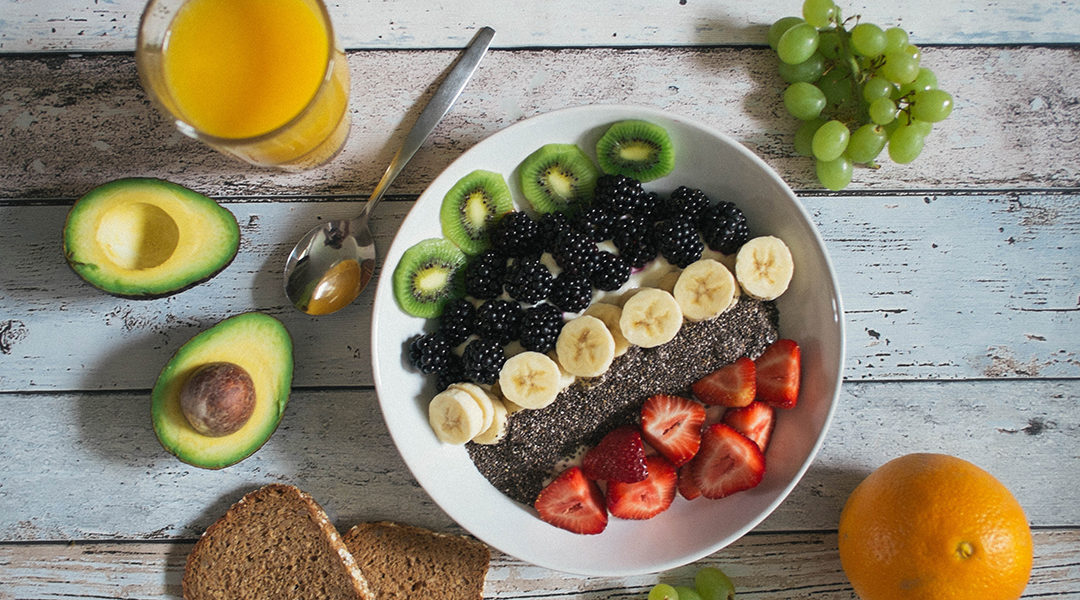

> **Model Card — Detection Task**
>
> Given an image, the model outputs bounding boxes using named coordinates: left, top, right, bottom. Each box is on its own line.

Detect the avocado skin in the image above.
left=62, top=178, right=240, bottom=299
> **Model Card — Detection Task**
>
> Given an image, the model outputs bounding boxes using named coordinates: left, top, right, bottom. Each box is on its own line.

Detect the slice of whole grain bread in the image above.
left=342, top=521, right=490, bottom=600
left=182, top=484, right=374, bottom=600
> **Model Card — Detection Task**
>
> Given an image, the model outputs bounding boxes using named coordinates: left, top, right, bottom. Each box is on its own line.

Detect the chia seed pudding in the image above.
left=466, top=296, right=780, bottom=505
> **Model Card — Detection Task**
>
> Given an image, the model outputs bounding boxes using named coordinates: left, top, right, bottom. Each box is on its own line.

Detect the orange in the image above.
left=838, top=453, right=1032, bottom=600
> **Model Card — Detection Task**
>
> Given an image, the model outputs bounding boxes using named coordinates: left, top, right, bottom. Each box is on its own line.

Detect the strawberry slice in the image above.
left=582, top=426, right=648, bottom=482
left=755, top=338, right=801, bottom=408
left=640, top=394, right=706, bottom=467
left=692, top=356, right=756, bottom=407
left=677, top=464, right=703, bottom=500
left=534, top=466, right=608, bottom=535
left=685, top=423, right=765, bottom=499
left=607, top=455, right=677, bottom=519
left=722, top=401, right=775, bottom=452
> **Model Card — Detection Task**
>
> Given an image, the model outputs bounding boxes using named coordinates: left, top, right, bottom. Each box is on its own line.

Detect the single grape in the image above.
left=893, top=111, right=934, bottom=135
left=817, top=29, right=842, bottom=59
left=850, top=22, right=886, bottom=57
left=802, top=0, right=836, bottom=29
left=911, top=89, right=954, bottom=122
left=695, top=567, right=736, bottom=600
left=879, top=51, right=919, bottom=84
left=817, top=68, right=853, bottom=106
left=768, top=16, right=805, bottom=50
left=846, top=123, right=888, bottom=163
left=816, top=155, right=854, bottom=190
left=675, top=586, right=704, bottom=600
left=903, top=43, right=922, bottom=63
left=784, top=82, right=827, bottom=120
left=794, top=118, right=826, bottom=156
left=812, top=119, right=850, bottom=161
left=649, top=583, right=680, bottom=600
left=898, top=67, right=938, bottom=96
left=888, top=124, right=926, bottom=164
left=883, top=26, right=909, bottom=53
left=777, top=23, right=821, bottom=64
left=861, top=76, right=895, bottom=102
left=778, top=52, right=826, bottom=83
left=868, top=96, right=898, bottom=124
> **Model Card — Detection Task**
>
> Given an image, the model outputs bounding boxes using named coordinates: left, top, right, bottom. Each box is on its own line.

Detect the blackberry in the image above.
left=461, top=338, right=506, bottom=385
left=438, top=298, right=476, bottom=346
left=548, top=272, right=592, bottom=313
left=551, top=228, right=599, bottom=277
left=660, top=186, right=711, bottom=220
left=537, top=212, right=573, bottom=252
left=464, top=250, right=506, bottom=300
left=655, top=215, right=704, bottom=268
left=589, top=250, right=632, bottom=291
left=435, top=353, right=466, bottom=391
left=519, top=302, right=565, bottom=354
left=473, top=299, right=523, bottom=345
left=573, top=205, right=619, bottom=242
left=593, top=174, right=648, bottom=216
left=697, top=200, right=750, bottom=254
left=503, top=257, right=553, bottom=304
left=407, top=332, right=451, bottom=375
left=489, top=211, right=543, bottom=258
left=612, top=214, right=658, bottom=268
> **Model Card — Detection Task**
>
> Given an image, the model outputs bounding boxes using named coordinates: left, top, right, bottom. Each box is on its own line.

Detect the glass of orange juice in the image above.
left=136, top=0, right=351, bottom=171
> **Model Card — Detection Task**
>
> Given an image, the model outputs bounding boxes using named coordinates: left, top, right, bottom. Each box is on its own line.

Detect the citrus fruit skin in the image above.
left=838, top=453, right=1032, bottom=600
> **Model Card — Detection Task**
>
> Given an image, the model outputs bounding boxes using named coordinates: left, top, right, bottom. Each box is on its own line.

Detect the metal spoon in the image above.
left=284, top=26, right=495, bottom=315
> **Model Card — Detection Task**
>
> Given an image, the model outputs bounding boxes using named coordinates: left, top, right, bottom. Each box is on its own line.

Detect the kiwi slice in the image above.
left=392, top=238, right=467, bottom=318
left=518, top=143, right=599, bottom=216
left=595, top=120, right=675, bottom=182
left=440, top=170, right=514, bottom=255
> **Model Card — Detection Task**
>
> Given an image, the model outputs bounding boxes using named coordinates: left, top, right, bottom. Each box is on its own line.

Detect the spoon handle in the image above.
left=359, top=26, right=495, bottom=224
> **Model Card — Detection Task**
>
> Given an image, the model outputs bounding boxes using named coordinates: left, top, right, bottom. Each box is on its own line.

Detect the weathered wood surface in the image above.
left=2, top=46, right=1079, bottom=199
left=2, top=0, right=1079, bottom=53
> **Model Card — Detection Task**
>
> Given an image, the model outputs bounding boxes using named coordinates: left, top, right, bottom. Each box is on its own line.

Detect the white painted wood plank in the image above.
left=1, top=193, right=1076, bottom=391
left=0, top=380, right=1075, bottom=541
left=1, top=47, right=1078, bottom=199
left=1, top=0, right=1078, bottom=53
left=2, top=529, right=1078, bottom=598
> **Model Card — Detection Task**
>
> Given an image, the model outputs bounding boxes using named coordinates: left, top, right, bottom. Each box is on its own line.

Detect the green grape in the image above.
left=893, top=111, right=934, bottom=135
left=816, top=68, right=852, bottom=107
left=675, top=586, right=704, bottom=600
left=903, top=44, right=922, bottom=63
left=777, top=23, right=821, bottom=65
left=850, top=23, right=886, bottom=57
left=862, top=76, right=895, bottom=102
left=649, top=583, right=680, bottom=600
left=812, top=119, right=850, bottom=161
left=879, top=51, right=919, bottom=84
left=778, top=52, right=826, bottom=83
left=883, top=26, right=909, bottom=53
left=888, top=124, right=926, bottom=164
left=794, top=118, right=826, bottom=156
left=868, top=96, right=897, bottom=124
left=694, top=567, right=736, bottom=600
left=898, top=67, right=938, bottom=96
left=802, top=0, right=836, bottom=29
left=784, top=82, right=827, bottom=120
left=768, top=16, right=805, bottom=50
left=911, top=89, right=954, bottom=122
left=816, top=155, right=854, bottom=190
left=817, top=29, right=843, bottom=59
left=846, top=123, right=888, bottom=163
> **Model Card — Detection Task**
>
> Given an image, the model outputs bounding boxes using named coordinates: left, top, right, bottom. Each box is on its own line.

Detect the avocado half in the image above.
left=152, top=312, right=293, bottom=469
left=63, top=178, right=240, bottom=298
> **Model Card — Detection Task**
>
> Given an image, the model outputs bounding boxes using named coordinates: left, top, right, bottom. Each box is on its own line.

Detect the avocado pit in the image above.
left=180, top=362, right=256, bottom=437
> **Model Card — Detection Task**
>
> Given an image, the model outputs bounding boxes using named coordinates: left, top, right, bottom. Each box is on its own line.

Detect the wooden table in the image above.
left=1, top=1, right=1077, bottom=597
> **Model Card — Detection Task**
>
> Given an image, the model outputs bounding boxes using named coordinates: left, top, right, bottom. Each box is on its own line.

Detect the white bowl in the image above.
left=370, top=104, right=844, bottom=576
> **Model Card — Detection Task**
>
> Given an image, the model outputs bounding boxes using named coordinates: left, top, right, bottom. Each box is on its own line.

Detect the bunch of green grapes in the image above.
left=769, top=0, right=954, bottom=190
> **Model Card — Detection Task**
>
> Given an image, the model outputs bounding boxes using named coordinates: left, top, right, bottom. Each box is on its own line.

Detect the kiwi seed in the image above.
left=595, top=120, right=675, bottom=182
left=440, top=170, right=514, bottom=255
left=518, top=143, right=599, bottom=216
left=392, top=238, right=467, bottom=318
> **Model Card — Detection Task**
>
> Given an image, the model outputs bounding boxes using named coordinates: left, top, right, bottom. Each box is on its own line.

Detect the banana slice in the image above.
left=583, top=302, right=631, bottom=357
left=428, top=387, right=486, bottom=445
left=673, top=258, right=737, bottom=322
left=735, top=235, right=794, bottom=301
left=619, top=287, right=683, bottom=348
left=471, top=395, right=509, bottom=445
left=498, top=351, right=562, bottom=410
left=555, top=315, right=616, bottom=378
left=546, top=351, right=577, bottom=390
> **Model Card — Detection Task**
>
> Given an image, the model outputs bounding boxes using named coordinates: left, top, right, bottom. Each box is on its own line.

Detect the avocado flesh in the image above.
left=152, top=312, right=293, bottom=469
left=63, top=178, right=239, bottom=298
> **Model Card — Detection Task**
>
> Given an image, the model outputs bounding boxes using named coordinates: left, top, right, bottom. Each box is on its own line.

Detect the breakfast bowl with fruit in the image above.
left=370, top=104, right=844, bottom=575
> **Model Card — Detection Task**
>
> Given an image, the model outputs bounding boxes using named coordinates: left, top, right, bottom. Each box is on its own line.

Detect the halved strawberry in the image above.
left=640, top=394, right=706, bottom=467
left=685, top=423, right=765, bottom=499
left=582, top=426, right=648, bottom=482
left=607, top=455, right=677, bottom=519
left=692, top=356, right=756, bottom=407
left=755, top=338, right=801, bottom=408
left=534, top=466, right=608, bottom=535
left=722, top=401, right=775, bottom=452
left=677, top=464, right=703, bottom=500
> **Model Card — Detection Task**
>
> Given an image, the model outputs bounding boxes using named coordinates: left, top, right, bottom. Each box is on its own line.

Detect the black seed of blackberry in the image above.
left=503, top=257, right=553, bottom=304
left=548, top=272, right=592, bottom=313
left=473, top=299, right=523, bottom=345
left=464, top=250, right=507, bottom=300
left=661, top=186, right=711, bottom=220
left=697, top=200, right=751, bottom=254
left=573, top=205, right=619, bottom=242
left=489, top=211, right=543, bottom=258
left=612, top=214, right=658, bottom=268
left=407, top=332, right=451, bottom=375
left=589, top=250, right=632, bottom=292
left=461, top=338, right=506, bottom=385
left=538, top=212, right=573, bottom=252
left=438, top=298, right=476, bottom=346
left=594, top=174, right=647, bottom=216
left=519, top=302, right=565, bottom=354
left=551, top=228, right=599, bottom=277
left=655, top=215, right=704, bottom=268
left=435, top=354, right=466, bottom=391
